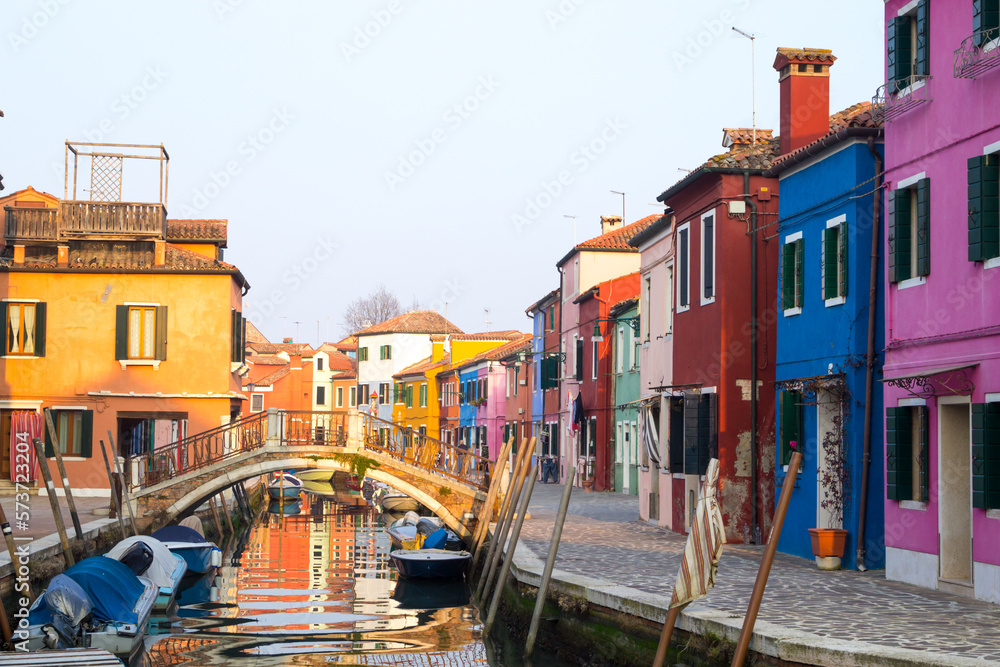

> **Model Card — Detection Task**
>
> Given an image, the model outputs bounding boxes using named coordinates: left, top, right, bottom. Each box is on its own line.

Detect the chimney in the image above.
left=600, top=215, right=622, bottom=235
left=773, top=48, right=836, bottom=155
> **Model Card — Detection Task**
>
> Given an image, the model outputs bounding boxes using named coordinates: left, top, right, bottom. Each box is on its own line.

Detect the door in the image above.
left=0, top=410, right=12, bottom=480
left=616, top=422, right=624, bottom=492
left=939, top=401, right=972, bottom=585
left=630, top=421, right=639, bottom=496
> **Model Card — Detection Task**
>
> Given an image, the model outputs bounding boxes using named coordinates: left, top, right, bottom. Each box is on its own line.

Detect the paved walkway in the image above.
left=513, top=483, right=1000, bottom=665
left=0, top=494, right=112, bottom=541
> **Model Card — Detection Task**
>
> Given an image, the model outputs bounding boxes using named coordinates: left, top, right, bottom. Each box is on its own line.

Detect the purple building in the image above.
left=880, top=0, right=1000, bottom=603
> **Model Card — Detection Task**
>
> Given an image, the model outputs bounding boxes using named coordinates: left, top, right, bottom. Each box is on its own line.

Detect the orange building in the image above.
left=0, top=155, right=249, bottom=495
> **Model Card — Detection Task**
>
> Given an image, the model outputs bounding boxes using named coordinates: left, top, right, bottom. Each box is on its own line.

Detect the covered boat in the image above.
left=386, top=512, right=422, bottom=550
left=150, top=524, right=222, bottom=575
left=26, top=557, right=157, bottom=658
left=267, top=472, right=303, bottom=500
left=415, top=517, right=463, bottom=551
left=389, top=549, right=471, bottom=580
left=380, top=492, right=420, bottom=513
left=104, top=535, right=187, bottom=610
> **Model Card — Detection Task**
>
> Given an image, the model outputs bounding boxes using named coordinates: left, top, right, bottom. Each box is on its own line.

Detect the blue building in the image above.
left=525, top=289, right=559, bottom=451
left=766, top=101, right=885, bottom=570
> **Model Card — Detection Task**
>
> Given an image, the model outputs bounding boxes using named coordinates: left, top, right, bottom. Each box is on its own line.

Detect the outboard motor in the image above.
left=118, top=540, right=155, bottom=577
left=32, top=574, right=92, bottom=649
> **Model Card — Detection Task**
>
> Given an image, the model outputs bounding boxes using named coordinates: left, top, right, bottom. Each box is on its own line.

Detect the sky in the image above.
left=2, top=0, right=885, bottom=345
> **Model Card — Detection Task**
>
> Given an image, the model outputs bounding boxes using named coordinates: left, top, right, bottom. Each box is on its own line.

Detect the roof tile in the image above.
left=355, top=310, right=462, bottom=336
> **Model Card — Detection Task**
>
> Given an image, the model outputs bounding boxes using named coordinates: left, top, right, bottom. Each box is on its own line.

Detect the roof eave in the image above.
left=762, top=127, right=884, bottom=178
left=657, top=166, right=766, bottom=204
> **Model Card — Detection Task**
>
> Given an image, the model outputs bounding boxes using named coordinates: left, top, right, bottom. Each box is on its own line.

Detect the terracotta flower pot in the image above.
left=809, top=528, right=848, bottom=570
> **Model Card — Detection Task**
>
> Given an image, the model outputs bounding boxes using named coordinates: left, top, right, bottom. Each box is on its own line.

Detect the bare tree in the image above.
left=341, top=284, right=402, bottom=335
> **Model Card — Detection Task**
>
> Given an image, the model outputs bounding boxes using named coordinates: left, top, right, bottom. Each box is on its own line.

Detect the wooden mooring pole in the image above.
left=473, top=437, right=528, bottom=579
left=484, top=460, right=538, bottom=634
left=42, top=409, right=86, bottom=552
left=219, top=491, right=235, bottom=534
left=107, top=430, right=138, bottom=536
left=523, top=467, right=576, bottom=660
left=208, top=496, right=225, bottom=538
left=731, top=450, right=803, bottom=667
left=99, top=439, right=129, bottom=538
left=470, top=436, right=514, bottom=561
left=479, top=437, right=535, bottom=601
left=0, top=500, right=33, bottom=602
left=31, top=438, right=74, bottom=569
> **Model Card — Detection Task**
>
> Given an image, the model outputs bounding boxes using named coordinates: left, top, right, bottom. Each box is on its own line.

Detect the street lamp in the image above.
left=591, top=317, right=640, bottom=342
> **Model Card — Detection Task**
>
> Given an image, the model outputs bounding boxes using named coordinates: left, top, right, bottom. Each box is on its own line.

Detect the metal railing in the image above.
left=955, top=27, right=1000, bottom=79
left=279, top=411, right=348, bottom=447
left=872, top=74, right=932, bottom=122
left=361, top=412, right=493, bottom=490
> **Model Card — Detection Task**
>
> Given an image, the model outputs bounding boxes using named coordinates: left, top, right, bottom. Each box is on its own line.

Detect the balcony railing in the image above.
left=872, top=75, right=932, bottom=122
left=955, top=27, right=1000, bottom=79
left=4, top=201, right=167, bottom=244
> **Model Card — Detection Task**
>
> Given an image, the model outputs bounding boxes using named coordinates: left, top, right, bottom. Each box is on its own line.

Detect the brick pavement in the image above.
left=0, top=494, right=111, bottom=540
left=516, top=483, right=1000, bottom=664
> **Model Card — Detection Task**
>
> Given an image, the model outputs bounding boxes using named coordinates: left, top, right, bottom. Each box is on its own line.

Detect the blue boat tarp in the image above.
left=151, top=525, right=208, bottom=545
left=422, top=529, right=448, bottom=550
left=64, top=557, right=145, bottom=624
left=28, top=573, right=92, bottom=626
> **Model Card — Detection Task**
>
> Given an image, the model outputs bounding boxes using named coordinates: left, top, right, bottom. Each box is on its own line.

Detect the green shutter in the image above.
left=43, top=411, right=55, bottom=458
left=839, top=222, right=848, bottom=298
left=154, top=306, right=168, bottom=361
left=683, top=393, right=700, bottom=475
left=34, top=302, right=46, bottom=357
left=794, top=239, right=804, bottom=308
left=916, top=179, right=931, bottom=276
left=886, top=406, right=914, bottom=501
left=81, top=410, right=93, bottom=458
left=114, top=305, right=128, bottom=360
left=823, top=227, right=839, bottom=300
left=780, top=390, right=801, bottom=466
left=781, top=242, right=796, bottom=310
left=0, top=304, right=8, bottom=355
left=915, top=0, right=928, bottom=76
left=230, top=310, right=239, bottom=362
left=241, top=316, right=247, bottom=363
left=700, top=393, right=717, bottom=474
left=969, top=155, right=1000, bottom=262
left=974, top=0, right=1000, bottom=46
left=890, top=189, right=912, bottom=282
left=972, top=403, right=1000, bottom=509
left=888, top=16, right=912, bottom=92
left=916, top=406, right=928, bottom=502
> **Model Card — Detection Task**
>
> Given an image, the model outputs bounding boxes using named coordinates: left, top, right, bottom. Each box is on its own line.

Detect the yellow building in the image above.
left=0, top=144, right=250, bottom=495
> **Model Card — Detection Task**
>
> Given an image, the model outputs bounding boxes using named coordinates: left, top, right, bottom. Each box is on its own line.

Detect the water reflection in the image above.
left=141, top=491, right=486, bottom=666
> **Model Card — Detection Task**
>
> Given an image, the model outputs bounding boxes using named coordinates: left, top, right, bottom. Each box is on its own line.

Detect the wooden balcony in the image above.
left=4, top=201, right=167, bottom=244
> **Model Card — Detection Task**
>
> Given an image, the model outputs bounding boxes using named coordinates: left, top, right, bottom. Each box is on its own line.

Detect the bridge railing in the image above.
left=279, top=411, right=348, bottom=447
left=360, top=412, right=493, bottom=490
left=128, top=411, right=269, bottom=490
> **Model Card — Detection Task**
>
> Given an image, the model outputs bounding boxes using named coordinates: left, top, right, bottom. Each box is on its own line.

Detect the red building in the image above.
left=655, top=131, right=780, bottom=543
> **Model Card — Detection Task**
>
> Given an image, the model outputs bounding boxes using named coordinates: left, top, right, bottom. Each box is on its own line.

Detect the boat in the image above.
left=391, top=577, right=471, bottom=610
left=150, top=524, right=222, bottom=575
left=267, top=472, right=303, bottom=500
left=380, top=493, right=420, bottom=513
left=386, top=511, right=422, bottom=550
left=25, top=557, right=157, bottom=658
left=415, top=517, right=463, bottom=551
left=104, top=535, right=188, bottom=610
left=268, top=499, right=301, bottom=515
left=389, top=549, right=471, bottom=580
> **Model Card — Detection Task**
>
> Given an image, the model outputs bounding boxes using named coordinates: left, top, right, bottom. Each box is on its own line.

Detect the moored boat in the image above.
left=104, top=535, right=187, bottom=610
left=386, top=511, right=422, bottom=550
left=150, top=524, right=222, bottom=575
left=267, top=472, right=303, bottom=500
left=26, top=557, right=157, bottom=659
left=380, top=493, right=420, bottom=513
left=389, top=549, right=471, bottom=580
left=415, top=517, right=463, bottom=551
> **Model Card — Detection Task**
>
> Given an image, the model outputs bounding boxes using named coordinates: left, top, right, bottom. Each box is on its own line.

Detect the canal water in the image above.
left=137, top=491, right=557, bottom=667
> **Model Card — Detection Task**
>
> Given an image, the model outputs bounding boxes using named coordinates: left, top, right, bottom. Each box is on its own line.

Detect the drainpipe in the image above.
left=745, top=170, right=759, bottom=544
left=857, top=136, right=882, bottom=572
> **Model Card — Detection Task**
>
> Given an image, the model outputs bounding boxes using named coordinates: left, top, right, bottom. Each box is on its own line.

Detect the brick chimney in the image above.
left=600, top=215, right=621, bottom=235
left=773, top=48, right=836, bottom=155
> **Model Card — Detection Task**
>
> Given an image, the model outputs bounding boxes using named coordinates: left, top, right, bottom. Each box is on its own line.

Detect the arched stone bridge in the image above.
left=127, top=409, right=494, bottom=538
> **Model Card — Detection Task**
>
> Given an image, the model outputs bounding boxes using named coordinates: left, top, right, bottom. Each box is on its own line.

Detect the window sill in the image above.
left=900, top=500, right=928, bottom=511
left=986, top=509, right=1000, bottom=520
left=824, top=296, right=846, bottom=308
left=783, top=307, right=802, bottom=318
left=896, top=275, right=926, bottom=290
left=2, top=356, right=40, bottom=359
left=700, top=296, right=716, bottom=307
left=120, top=360, right=161, bottom=370
left=984, top=256, right=1000, bottom=270
left=51, top=456, right=86, bottom=462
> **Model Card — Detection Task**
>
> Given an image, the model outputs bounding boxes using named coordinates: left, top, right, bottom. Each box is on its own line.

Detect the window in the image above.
left=419, top=383, right=428, bottom=408
left=44, top=409, right=93, bottom=458
left=357, top=384, right=369, bottom=406
left=549, top=306, right=555, bottom=331
left=394, top=382, right=405, bottom=404
left=665, top=262, right=674, bottom=334
left=969, top=153, right=1000, bottom=262
left=823, top=216, right=848, bottom=303
left=616, top=327, right=624, bottom=373
left=350, top=386, right=357, bottom=406
left=541, top=356, right=558, bottom=390
left=886, top=405, right=929, bottom=502
left=573, top=259, right=580, bottom=297
left=3, top=301, right=46, bottom=357
left=701, top=212, right=715, bottom=304
left=378, top=383, right=390, bottom=404
left=115, top=305, right=167, bottom=361
left=889, top=178, right=930, bottom=284
left=779, top=390, right=802, bottom=467
left=336, top=387, right=344, bottom=408
left=230, top=309, right=245, bottom=363
left=677, top=223, right=690, bottom=311
left=668, top=396, right=685, bottom=473
left=561, top=338, right=567, bottom=378
left=380, top=344, right=392, bottom=360
left=633, top=336, right=640, bottom=370
left=974, top=0, right=1000, bottom=46
left=642, top=276, right=651, bottom=341
left=781, top=234, right=804, bottom=314
left=575, top=337, right=583, bottom=381
left=358, top=347, right=369, bottom=361
left=887, top=0, right=928, bottom=92
left=683, top=392, right=716, bottom=475
left=251, top=393, right=264, bottom=412
left=316, top=386, right=326, bottom=406
left=592, top=339, right=599, bottom=380
left=405, top=384, right=413, bottom=408
left=972, top=402, right=1000, bottom=509
left=316, top=356, right=324, bottom=371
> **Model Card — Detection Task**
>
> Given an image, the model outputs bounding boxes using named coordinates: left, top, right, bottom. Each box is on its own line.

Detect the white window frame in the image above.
left=336, top=386, right=344, bottom=408
left=642, top=276, right=652, bottom=341
left=591, top=339, right=599, bottom=380
left=316, top=385, right=326, bottom=406
left=783, top=231, right=803, bottom=317
left=700, top=211, right=716, bottom=306
left=824, top=215, right=848, bottom=307
left=676, top=222, right=691, bottom=313
left=420, top=383, right=428, bottom=408
left=250, top=393, right=264, bottom=412
left=616, top=326, right=625, bottom=374
left=665, top=260, right=674, bottom=335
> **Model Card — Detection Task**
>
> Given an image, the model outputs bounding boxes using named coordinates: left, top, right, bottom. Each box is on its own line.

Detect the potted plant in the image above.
left=806, top=419, right=851, bottom=570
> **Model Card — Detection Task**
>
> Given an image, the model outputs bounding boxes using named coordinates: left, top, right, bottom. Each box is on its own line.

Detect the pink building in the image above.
left=880, top=0, right=1000, bottom=603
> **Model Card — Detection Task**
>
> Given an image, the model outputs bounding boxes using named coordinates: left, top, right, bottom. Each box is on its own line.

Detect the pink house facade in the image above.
left=881, top=0, right=1000, bottom=603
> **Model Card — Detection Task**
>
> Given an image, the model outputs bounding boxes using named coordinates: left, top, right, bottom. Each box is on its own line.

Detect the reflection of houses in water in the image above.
left=353, top=510, right=408, bottom=632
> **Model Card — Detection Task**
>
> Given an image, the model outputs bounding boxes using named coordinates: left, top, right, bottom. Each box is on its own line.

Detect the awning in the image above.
left=881, top=363, right=977, bottom=398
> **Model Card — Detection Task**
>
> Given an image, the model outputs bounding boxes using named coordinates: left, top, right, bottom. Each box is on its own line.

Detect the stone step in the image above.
left=0, top=479, right=38, bottom=496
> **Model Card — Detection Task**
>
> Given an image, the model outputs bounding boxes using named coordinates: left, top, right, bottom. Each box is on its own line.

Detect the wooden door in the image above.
left=0, top=410, right=11, bottom=479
